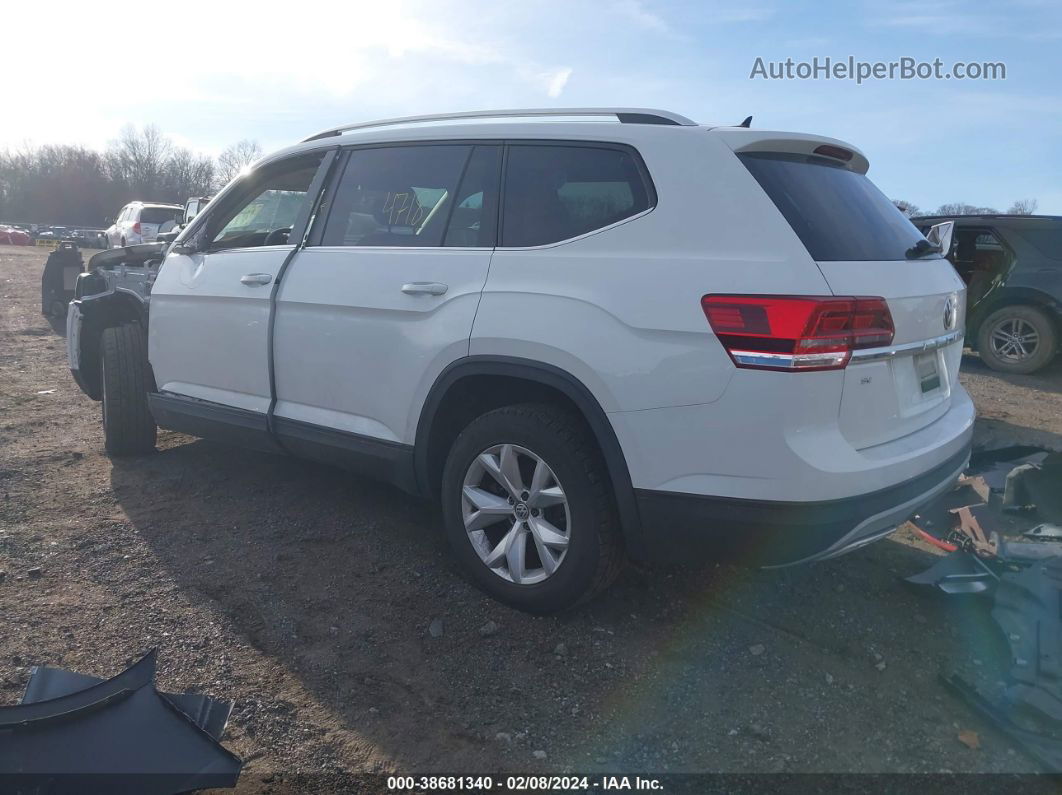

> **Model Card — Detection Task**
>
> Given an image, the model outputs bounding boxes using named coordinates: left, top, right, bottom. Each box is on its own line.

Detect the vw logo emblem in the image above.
left=513, top=502, right=530, bottom=521
left=943, top=296, right=957, bottom=331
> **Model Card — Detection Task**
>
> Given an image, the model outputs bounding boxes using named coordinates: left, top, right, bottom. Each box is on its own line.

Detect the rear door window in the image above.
left=321, top=145, right=473, bottom=247
left=739, top=152, right=930, bottom=262
left=444, top=145, right=501, bottom=247
left=501, top=144, right=652, bottom=247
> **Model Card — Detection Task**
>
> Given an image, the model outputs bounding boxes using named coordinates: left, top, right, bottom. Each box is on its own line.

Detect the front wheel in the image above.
left=440, top=403, right=624, bottom=613
left=100, top=323, right=157, bottom=455
left=977, top=305, right=1058, bottom=374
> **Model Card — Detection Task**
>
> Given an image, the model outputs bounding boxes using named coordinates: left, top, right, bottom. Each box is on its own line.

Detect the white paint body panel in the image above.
left=273, top=246, right=492, bottom=442
left=149, top=247, right=290, bottom=414
left=145, top=116, right=974, bottom=514
left=819, top=258, right=967, bottom=450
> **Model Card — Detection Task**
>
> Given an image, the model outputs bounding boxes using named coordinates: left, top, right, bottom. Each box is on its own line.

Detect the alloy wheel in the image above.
left=990, top=317, right=1039, bottom=362
left=461, top=443, right=571, bottom=585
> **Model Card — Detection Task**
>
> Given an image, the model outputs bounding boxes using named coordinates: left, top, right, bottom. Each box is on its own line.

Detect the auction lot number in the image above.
left=387, top=775, right=599, bottom=791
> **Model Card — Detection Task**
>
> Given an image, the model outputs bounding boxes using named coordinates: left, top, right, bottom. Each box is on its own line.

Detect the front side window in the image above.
left=321, top=145, right=475, bottom=247
left=501, top=144, right=652, bottom=247
left=209, top=156, right=323, bottom=250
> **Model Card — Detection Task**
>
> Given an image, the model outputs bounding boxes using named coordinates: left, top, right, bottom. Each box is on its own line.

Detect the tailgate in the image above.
left=724, top=133, right=969, bottom=450
left=819, top=258, right=965, bottom=449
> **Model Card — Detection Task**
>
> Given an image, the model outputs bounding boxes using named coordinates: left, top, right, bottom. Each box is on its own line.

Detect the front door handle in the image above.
left=240, top=273, right=273, bottom=286
left=401, top=282, right=448, bottom=296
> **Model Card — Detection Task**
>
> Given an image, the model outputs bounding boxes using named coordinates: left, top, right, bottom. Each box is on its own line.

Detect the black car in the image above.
left=916, top=214, right=1062, bottom=374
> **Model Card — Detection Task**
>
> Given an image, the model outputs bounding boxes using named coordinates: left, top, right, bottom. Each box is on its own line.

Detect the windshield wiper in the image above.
left=906, top=238, right=942, bottom=259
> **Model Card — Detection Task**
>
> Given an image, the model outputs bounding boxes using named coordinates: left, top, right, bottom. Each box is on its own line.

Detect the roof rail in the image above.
left=302, top=107, right=698, bottom=142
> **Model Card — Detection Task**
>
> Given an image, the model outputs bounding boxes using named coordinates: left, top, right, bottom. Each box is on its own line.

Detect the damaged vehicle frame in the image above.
left=67, top=244, right=163, bottom=401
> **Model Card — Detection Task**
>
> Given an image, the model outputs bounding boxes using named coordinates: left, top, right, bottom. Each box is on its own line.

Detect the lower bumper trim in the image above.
left=634, top=444, right=971, bottom=567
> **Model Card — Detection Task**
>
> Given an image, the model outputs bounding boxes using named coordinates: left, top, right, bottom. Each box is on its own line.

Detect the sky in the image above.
left=3, top=0, right=1060, bottom=213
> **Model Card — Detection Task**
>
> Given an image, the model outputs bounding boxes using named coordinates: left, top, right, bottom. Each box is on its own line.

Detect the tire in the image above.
left=99, top=323, right=157, bottom=455
left=50, top=299, right=67, bottom=318
left=977, top=305, right=1058, bottom=374
left=440, top=403, right=624, bottom=613
left=120, top=237, right=126, bottom=248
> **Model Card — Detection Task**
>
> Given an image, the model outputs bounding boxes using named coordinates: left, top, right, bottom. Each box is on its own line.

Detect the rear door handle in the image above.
left=401, top=282, right=448, bottom=296
left=240, top=273, right=273, bottom=286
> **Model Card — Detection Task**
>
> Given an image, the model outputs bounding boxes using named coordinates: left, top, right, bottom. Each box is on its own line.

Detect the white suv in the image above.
left=68, top=108, right=973, bottom=612
left=105, top=202, right=184, bottom=247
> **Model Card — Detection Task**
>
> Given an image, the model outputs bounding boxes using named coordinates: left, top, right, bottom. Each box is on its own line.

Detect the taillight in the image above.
left=133, top=222, right=141, bottom=235
left=702, top=295, right=894, bottom=371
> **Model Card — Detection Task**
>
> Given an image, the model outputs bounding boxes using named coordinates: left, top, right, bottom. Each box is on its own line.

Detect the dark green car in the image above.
left=916, top=214, right=1062, bottom=374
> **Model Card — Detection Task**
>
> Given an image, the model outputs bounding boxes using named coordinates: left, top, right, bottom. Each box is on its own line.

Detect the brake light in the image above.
left=813, top=144, right=854, bottom=162
left=133, top=222, right=141, bottom=235
left=702, top=295, right=894, bottom=371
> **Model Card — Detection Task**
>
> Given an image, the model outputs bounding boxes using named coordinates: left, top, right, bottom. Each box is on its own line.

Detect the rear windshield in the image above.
left=140, top=207, right=182, bottom=224
left=739, top=152, right=931, bottom=262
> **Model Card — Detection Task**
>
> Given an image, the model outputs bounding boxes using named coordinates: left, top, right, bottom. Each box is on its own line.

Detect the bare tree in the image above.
left=106, top=125, right=172, bottom=199
left=935, top=202, right=999, bottom=216
left=216, top=139, right=263, bottom=189
left=162, top=149, right=216, bottom=201
left=0, top=144, right=116, bottom=226
left=1007, top=198, right=1038, bottom=215
left=892, top=199, right=921, bottom=218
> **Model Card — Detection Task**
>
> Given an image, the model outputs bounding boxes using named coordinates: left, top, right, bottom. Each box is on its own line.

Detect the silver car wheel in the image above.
left=461, top=443, right=571, bottom=585
left=990, top=317, right=1040, bottom=362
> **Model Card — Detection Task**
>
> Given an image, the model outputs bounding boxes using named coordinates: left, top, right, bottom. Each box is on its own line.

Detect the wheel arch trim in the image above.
left=71, top=290, right=150, bottom=399
left=414, top=356, right=646, bottom=556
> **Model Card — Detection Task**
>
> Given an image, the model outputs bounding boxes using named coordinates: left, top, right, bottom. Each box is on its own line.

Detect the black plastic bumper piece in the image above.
left=0, top=650, right=241, bottom=794
left=634, top=445, right=971, bottom=566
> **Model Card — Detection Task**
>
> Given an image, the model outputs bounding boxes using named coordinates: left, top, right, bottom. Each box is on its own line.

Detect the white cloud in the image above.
left=612, top=0, right=671, bottom=32
left=713, top=8, right=776, bottom=23
left=0, top=0, right=573, bottom=150
left=545, top=68, right=574, bottom=98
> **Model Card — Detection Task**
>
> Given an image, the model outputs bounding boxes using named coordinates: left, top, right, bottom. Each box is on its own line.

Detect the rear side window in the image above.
left=739, top=152, right=930, bottom=262
left=501, top=144, right=652, bottom=247
left=1014, top=227, right=1062, bottom=260
left=322, top=145, right=474, bottom=247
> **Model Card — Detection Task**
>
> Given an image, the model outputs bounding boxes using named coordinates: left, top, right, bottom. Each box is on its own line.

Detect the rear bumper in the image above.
left=635, top=443, right=970, bottom=566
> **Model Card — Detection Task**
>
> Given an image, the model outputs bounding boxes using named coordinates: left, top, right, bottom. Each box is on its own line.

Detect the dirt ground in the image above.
left=2, top=244, right=1062, bottom=789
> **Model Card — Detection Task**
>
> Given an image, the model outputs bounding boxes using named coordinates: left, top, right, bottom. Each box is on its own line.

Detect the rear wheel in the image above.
left=440, top=403, right=624, bottom=613
left=977, top=305, right=1058, bottom=374
left=100, top=323, right=157, bottom=455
